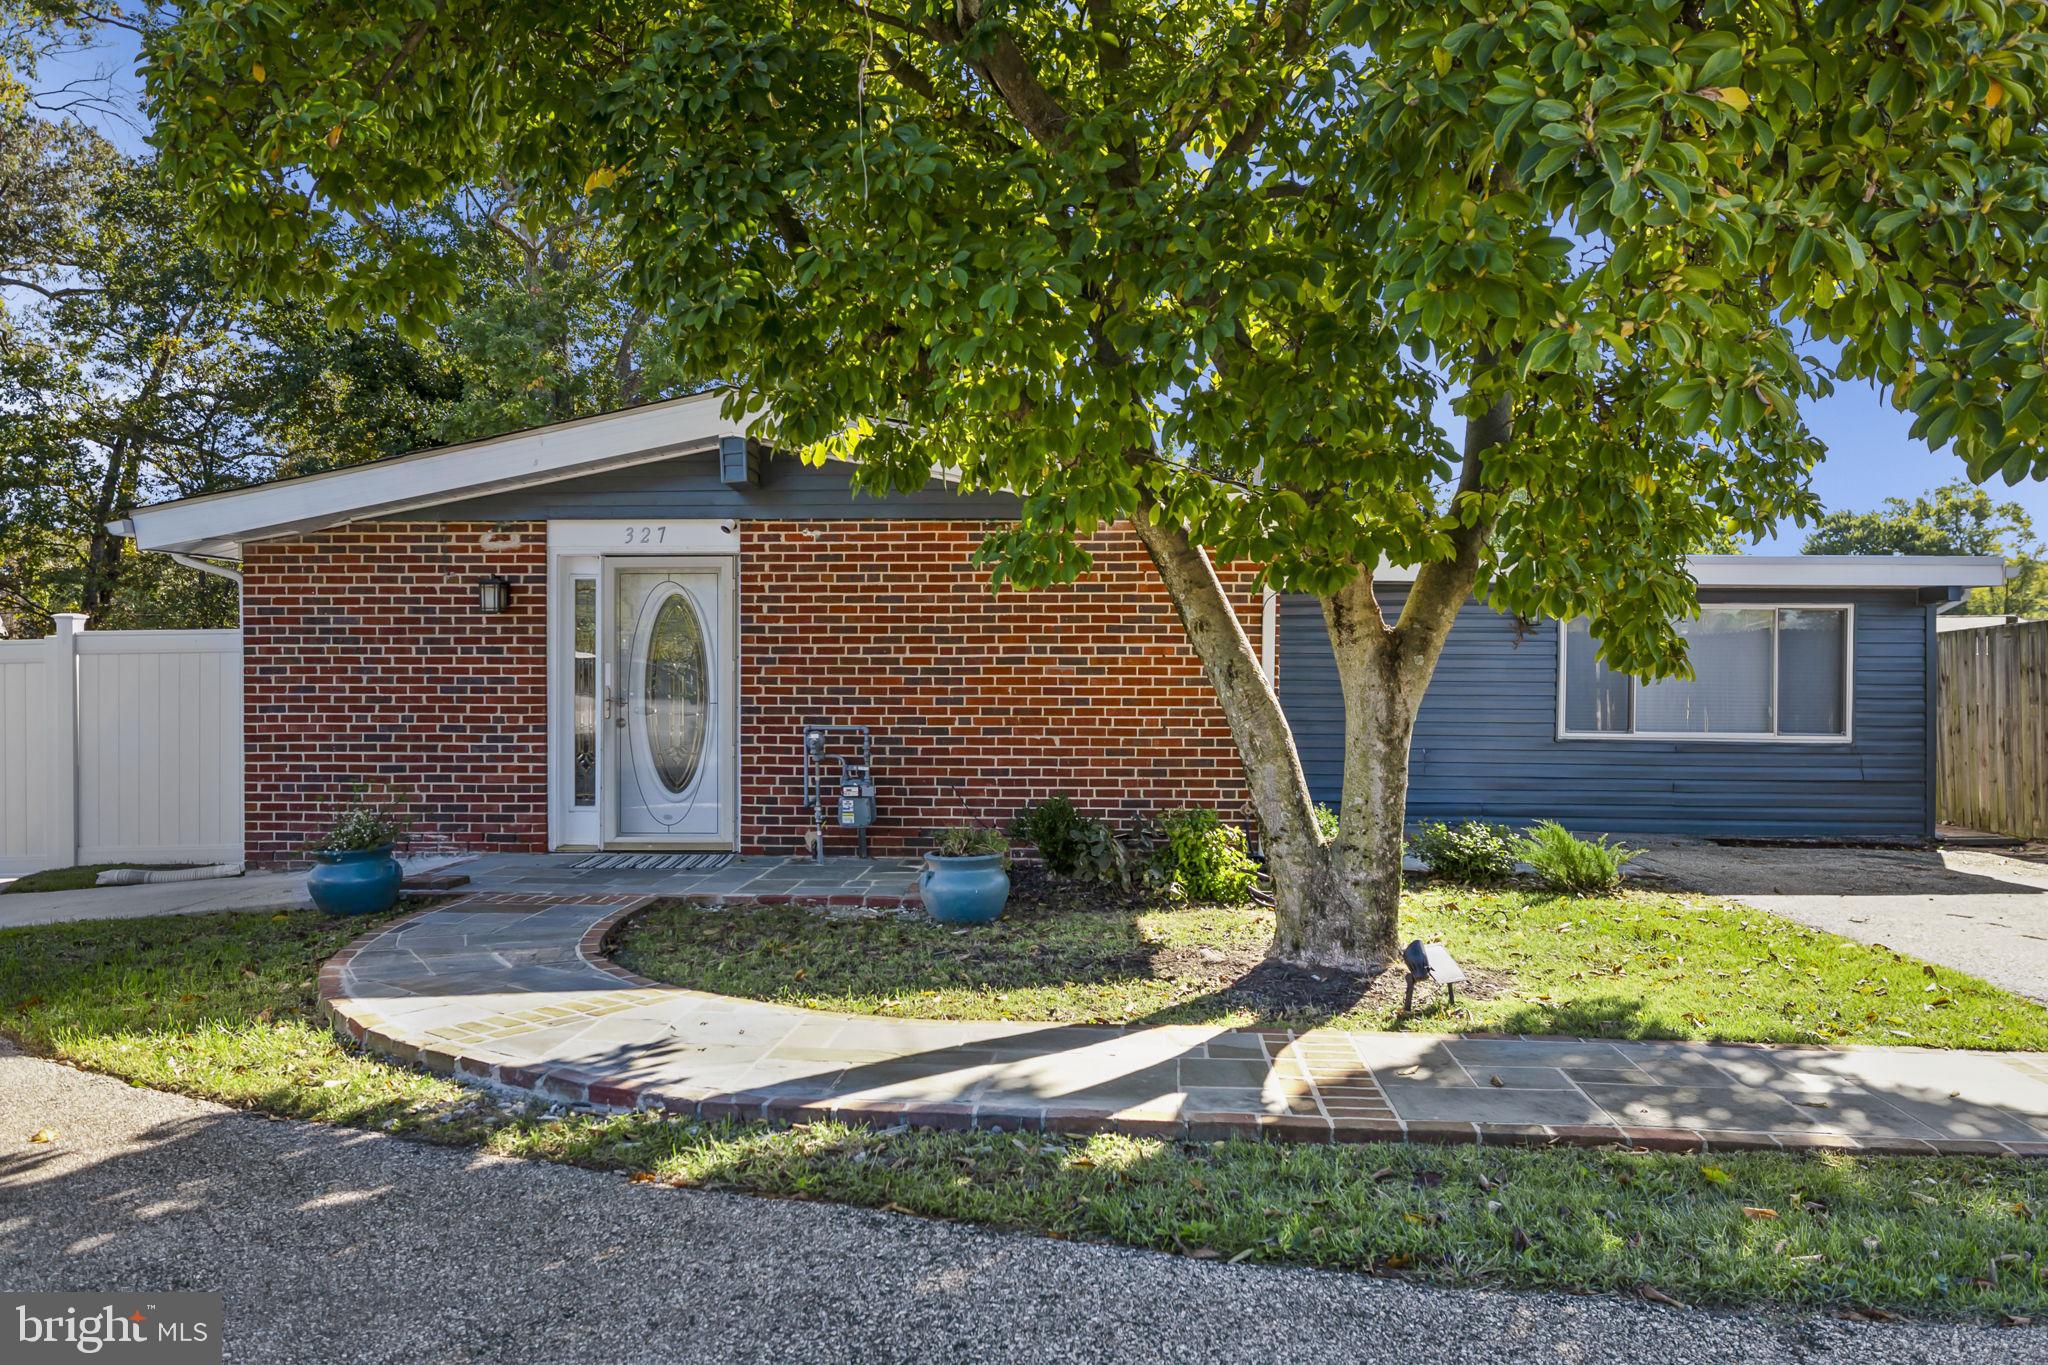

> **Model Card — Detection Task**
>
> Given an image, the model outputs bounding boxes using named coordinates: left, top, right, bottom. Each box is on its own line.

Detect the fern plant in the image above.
left=1514, top=820, right=1638, bottom=893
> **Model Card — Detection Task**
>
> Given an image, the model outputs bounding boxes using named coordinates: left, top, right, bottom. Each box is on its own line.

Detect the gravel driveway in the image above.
left=1632, top=841, right=2048, bottom=1004
left=0, top=1045, right=2034, bottom=1364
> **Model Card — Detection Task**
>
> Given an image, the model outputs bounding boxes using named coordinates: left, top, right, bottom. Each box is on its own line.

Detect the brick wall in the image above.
left=241, top=517, right=1260, bottom=865
left=242, top=522, right=548, bottom=866
left=738, top=521, right=1257, bottom=855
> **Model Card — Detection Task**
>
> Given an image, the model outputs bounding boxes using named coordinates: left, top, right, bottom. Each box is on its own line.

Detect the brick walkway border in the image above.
left=318, top=899, right=2048, bottom=1157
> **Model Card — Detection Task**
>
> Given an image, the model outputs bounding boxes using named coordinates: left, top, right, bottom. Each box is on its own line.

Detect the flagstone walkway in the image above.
left=320, top=895, right=2048, bottom=1156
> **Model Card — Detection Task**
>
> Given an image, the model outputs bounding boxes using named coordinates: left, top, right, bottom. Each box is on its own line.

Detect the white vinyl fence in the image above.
left=0, top=615, right=241, bottom=875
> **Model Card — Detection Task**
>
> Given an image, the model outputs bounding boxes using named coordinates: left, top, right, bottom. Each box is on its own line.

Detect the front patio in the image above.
left=441, top=853, right=923, bottom=907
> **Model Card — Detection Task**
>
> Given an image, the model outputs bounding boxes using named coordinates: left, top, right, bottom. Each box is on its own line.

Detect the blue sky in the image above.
left=30, top=26, right=2048, bottom=548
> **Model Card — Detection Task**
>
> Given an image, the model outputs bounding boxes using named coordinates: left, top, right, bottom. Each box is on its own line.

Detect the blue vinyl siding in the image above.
left=1277, top=588, right=1937, bottom=839
left=384, top=449, right=1022, bottom=522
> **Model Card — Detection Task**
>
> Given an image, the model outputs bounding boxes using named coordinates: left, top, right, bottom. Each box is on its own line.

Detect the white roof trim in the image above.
left=117, top=391, right=762, bottom=559
left=1372, top=554, right=2009, bottom=590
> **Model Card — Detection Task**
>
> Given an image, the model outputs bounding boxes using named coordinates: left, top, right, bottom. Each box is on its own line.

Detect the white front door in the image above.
left=604, top=558, right=736, bottom=847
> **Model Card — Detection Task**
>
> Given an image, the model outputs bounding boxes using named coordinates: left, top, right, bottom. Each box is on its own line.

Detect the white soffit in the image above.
left=115, top=390, right=761, bottom=559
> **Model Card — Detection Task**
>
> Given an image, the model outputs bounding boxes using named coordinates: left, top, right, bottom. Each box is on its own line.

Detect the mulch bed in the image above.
left=980, top=863, right=1516, bottom=1019
left=1139, top=943, right=1516, bottom=1018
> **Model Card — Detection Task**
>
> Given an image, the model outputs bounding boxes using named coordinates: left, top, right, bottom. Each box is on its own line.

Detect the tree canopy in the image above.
left=1, top=28, right=707, bottom=633
left=1805, top=479, right=2047, bottom=616
left=145, top=0, right=2048, bottom=673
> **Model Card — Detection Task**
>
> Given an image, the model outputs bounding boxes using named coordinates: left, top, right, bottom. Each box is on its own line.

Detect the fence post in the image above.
left=46, top=613, right=85, bottom=871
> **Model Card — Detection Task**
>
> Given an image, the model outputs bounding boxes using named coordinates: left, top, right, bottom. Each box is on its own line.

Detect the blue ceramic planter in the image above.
left=307, top=844, right=402, bottom=916
left=919, top=853, right=1010, bottom=925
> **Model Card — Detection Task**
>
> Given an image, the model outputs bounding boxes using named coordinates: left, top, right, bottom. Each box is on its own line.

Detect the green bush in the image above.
left=1313, top=803, right=1339, bottom=840
left=931, top=827, right=1010, bottom=858
left=1011, top=797, right=1136, bottom=888
left=1010, top=795, right=1093, bottom=877
left=1408, top=820, right=1520, bottom=885
left=1514, top=820, right=1638, bottom=892
left=1150, top=809, right=1259, bottom=905
left=1071, top=818, right=1136, bottom=890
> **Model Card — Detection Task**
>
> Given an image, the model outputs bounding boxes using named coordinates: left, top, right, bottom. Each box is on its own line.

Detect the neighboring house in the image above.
left=114, top=393, right=2006, bottom=865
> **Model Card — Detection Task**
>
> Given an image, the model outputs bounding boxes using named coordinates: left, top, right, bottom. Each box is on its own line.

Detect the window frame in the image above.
left=1555, top=603, right=1855, bottom=744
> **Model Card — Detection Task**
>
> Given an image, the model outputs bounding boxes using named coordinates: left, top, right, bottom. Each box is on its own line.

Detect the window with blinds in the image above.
left=1561, top=606, right=1851, bottom=741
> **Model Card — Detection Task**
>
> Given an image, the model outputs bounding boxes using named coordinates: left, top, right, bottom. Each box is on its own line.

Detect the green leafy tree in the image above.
left=1, top=9, right=704, bottom=631
left=1805, top=480, right=2046, bottom=616
left=146, top=1, right=2048, bottom=966
left=0, top=110, right=257, bottom=633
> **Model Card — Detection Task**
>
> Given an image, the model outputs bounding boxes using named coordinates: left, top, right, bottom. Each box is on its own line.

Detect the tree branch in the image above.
left=1395, top=385, right=1506, bottom=690
left=954, top=0, right=1074, bottom=147
left=0, top=276, right=102, bottom=300
left=870, top=38, right=1024, bottom=156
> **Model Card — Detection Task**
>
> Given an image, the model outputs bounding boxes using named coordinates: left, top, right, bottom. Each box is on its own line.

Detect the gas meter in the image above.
left=801, top=725, right=875, bottom=860
left=837, top=765, right=876, bottom=829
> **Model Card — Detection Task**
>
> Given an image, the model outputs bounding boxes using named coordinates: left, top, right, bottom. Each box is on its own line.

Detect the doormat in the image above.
left=568, top=852, right=736, bottom=872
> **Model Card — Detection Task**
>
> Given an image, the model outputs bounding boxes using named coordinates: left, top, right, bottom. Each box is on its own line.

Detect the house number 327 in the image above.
left=622, top=526, right=668, bottom=544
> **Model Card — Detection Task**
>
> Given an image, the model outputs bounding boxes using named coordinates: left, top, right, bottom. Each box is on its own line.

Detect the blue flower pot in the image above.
left=307, top=844, right=403, bottom=916
left=920, top=853, right=1010, bottom=925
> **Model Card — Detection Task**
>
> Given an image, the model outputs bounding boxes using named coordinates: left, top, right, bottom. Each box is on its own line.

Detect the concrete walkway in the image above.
left=0, top=870, right=311, bottom=928
left=321, top=895, right=2048, bottom=1157
left=7, top=1045, right=2010, bottom=1365
left=1634, top=842, right=2048, bottom=1004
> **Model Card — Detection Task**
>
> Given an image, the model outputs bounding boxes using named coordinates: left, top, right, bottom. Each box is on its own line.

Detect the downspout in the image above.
left=168, top=551, right=243, bottom=586
left=105, top=518, right=243, bottom=586
left=106, top=517, right=244, bottom=604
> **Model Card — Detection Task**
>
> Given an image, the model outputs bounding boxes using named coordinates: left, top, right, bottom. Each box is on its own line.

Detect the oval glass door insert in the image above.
left=643, top=590, right=708, bottom=794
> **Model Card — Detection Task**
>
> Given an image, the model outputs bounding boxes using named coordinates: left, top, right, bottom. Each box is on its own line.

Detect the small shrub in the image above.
left=310, top=785, right=409, bottom=854
left=1010, top=795, right=1094, bottom=877
left=1071, top=818, right=1136, bottom=890
left=931, top=826, right=1010, bottom=858
left=1515, top=820, right=1638, bottom=892
left=1408, top=820, right=1520, bottom=884
left=1313, top=803, right=1339, bottom=840
left=1149, top=809, right=1259, bottom=905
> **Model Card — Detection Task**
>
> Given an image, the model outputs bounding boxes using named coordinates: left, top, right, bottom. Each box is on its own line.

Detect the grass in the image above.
left=3, top=863, right=203, bottom=895
left=612, top=883, right=2048, bottom=1051
left=0, top=909, right=2044, bottom=1319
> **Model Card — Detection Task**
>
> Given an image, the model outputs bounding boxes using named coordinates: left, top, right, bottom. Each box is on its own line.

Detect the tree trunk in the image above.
left=1128, top=388, right=1508, bottom=972
left=1262, top=576, right=1415, bottom=966
left=1132, top=513, right=1391, bottom=971
left=78, top=428, right=141, bottom=622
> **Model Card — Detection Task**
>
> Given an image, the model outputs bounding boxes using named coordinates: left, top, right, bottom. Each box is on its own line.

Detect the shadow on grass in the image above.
left=1488, top=995, right=1658, bottom=1041
left=614, top=882, right=1429, bottom=1035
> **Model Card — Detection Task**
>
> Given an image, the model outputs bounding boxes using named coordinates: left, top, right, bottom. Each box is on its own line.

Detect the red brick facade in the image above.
left=242, top=523, right=549, bottom=866
left=738, top=521, right=1256, bottom=854
left=242, top=518, right=1257, bottom=864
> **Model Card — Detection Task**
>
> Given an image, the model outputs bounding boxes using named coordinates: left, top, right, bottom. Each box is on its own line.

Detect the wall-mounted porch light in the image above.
left=476, top=575, right=513, bottom=614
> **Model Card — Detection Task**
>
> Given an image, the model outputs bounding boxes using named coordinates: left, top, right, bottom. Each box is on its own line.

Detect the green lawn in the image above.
left=612, top=885, right=2048, bottom=1050
left=3, top=863, right=203, bottom=894
left=1, top=909, right=2044, bottom=1319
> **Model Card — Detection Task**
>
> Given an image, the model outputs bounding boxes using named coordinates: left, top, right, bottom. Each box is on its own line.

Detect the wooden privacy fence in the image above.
left=1937, top=619, right=2048, bottom=840
left=0, top=615, right=242, bottom=875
